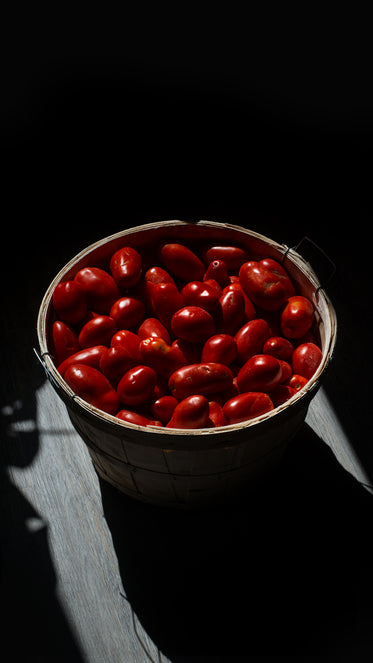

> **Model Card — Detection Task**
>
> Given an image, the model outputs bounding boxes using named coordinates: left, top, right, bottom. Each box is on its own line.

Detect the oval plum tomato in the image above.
left=140, top=337, right=187, bottom=378
left=99, top=345, right=142, bottom=386
left=239, top=259, right=295, bottom=311
left=215, top=288, right=246, bottom=335
left=278, top=360, right=292, bottom=383
left=74, top=267, right=120, bottom=314
left=52, top=280, right=87, bottom=326
left=281, top=295, right=314, bottom=339
left=110, top=329, right=141, bottom=356
left=181, top=281, right=220, bottom=312
left=117, top=365, right=157, bottom=406
left=285, top=374, right=308, bottom=391
left=144, top=266, right=176, bottom=286
left=237, top=354, right=282, bottom=393
left=150, top=395, right=178, bottom=424
left=201, top=245, right=248, bottom=271
left=116, top=409, right=162, bottom=427
left=223, top=392, right=274, bottom=424
left=171, top=306, right=215, bottom=344
left=201, top=334, right=237, bottom=366
left=166, top=395, right=210, bottom=429
left=168, top=363, right=233, bottom=400
left=110, top=296, right=145, bottom=330
left=207, top=400, right=228, bottom=427
left=57, top=345, right=107, bottom=376
left=263, top=336, right=294, bottom=361
left=109, top=246, right=142, bottom=289
left=203, top=259, right=228, bottom=286
left=270, top=384, right=297, bottom=407
left=171, top=338, right=202, bottom=365
left=78, top=315, right=116, bottom=349
left=234, top=319, right=270, bottom=363
left=137, top=317, right=171, bottom=344
left=222, top=282, right=256, bottom=321
left=158, top=242, right=205, bottom=282
left=292, top=342, right=322, bottom=379
left=51, top=321, right=80, bottom=366
left=149, top=282, right=184, bottom=330
left=64, top=364, right=120, bottom=414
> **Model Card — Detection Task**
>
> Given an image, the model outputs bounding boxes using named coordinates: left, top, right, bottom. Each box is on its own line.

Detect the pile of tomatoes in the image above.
left=50, top=240, right=323, bottom=429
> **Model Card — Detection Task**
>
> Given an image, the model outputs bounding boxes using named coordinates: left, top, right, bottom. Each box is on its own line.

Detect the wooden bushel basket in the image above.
left=37, top=220, right=337, bottom=507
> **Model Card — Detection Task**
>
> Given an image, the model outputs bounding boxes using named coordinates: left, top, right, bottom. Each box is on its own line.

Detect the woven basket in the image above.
left=37, top=220, right=337, bottom=507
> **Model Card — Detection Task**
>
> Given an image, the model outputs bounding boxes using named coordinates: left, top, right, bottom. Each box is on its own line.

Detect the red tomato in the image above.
left=234, top=318, right=270, bottom=363
left=201, top=334, right=237, bottom=366
left=171, top=306, right=215, bottom=344
left=109, top=246, right=142, bottom=289
left=64, top=364, right=120, bottom=414
left=111, top=329, right=141, bottom=353
left=52, top=280, right=87, bottom=326
left=116, top=409, right=162, bottom=427
left=166, top=395, right=210, bottom=429
left=117, top=365, right=157, bottom=406
left=239, top=259, right=295, bottom=311
left=292, top=342, right=322, bottom=379
left=222, top=282, right=256, bottom=321
left=278, top=360, right=292, bottom=383
left=203, top=259, right=228, bottom=286
left=140, top=337, right=187, bottom=378
left=110, top=296, right=145, bottom=330
left=99, top=345, right=142, bottom=386
left=144, top=265, right=176, bottom=286
left=158, top=242, right=205, bottom=282
left=74, top=267, right=120, bottom=314
left=137, top=317, right=171, bottom=344
left=285, top=374, right=309, bottom=391
left=149, top=282, right=184, bottom=330
left=181, top=280, right=220, bottom=312
left=223, top=392, right=274, bottom=424
left=281, top=296, right=314, bottom=339
left=207, top=400, right=228, bottom=427
left=168, top=363, right=233, bottom=400
left=78, top=315, right=116, bottom=348
left=263, top=336, right=294, bottom=361
left=237, top=354, right=282, bottom=393
left=270, top=384, right=297, bottom=407
left=57, top=345, right=107, bottom=376
left=51, top=321, right=80, bottom=366
left=150, top=395, right=178, bottom=424
left=215, top=288, right=246, bottom=335
left=201, top=245, right=248, bottom=271
left=171, top=338, right=202, bottom=364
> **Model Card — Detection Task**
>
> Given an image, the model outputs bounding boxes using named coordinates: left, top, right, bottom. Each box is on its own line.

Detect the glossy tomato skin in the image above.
left=57, top=345, right=107, bottom=376
left=239, top=259, right=295, bottom=311
left=263, top=336, right=294, bottom=361
left=222, top=282, right=256, bottom=321
left=117, top=365, right=157, bottom=406
left=74, top=267, right=120, bottom=314
left=51, top=321, right=81, bottom=366
left=181, top=281, right=220, bottom=312
left=203, top=259, right=228, bottom=286
left=171, top=306, right=215, bottom=344
left=110, top=296, right=145, bottom=330
left=270, top=384, right=297, bottom=407
left=223, top=392, right=274, bottom=424
left=137, top=317, right=171, bottom=344
left=278, top=360, right=292, bottom=383
left=234, top=319, right=270, bottom=363
left=207, top=400, right=228, bottom=427
left=78, top=315, right=116, bottom=348
left=201, top=334, right=237, bottom=366
left=149, top=282, right=184, bottom=330
left=166, top=395, right=210, bottom=429
left=116, top=409, right=162, bottom=427
left=99, top=345, right=142, bottom=386
left=285, top=374, right=308, bottom=391
left=237, top=354, right=282, bottom=393
left=140, top=337, right=187, bottom=378
left=292, top=342, right=322, bottom=379
left=168, top=363, right=233, bottom=400
left=201, top=245, right=248, bottom=271
left=150, top=395, right=178, bottom=424
left=144, top=266, right=176, bottom=286
left=64, top=364, right=120, bottom=414
left=158, top=243, right=205, bottom=282
left=109, top=246, right=142, bottom=289
left=52, top=280, right=87, bottom=326
left=280, top=296, right=314, bottom=339
left=215, top=288, right=246, bottom=335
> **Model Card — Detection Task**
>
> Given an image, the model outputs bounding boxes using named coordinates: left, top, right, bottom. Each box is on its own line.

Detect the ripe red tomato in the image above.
left=99, top=345, right=142, bottom=386
left=168, top=363, right=233, bottom=400
left=137, top=317, right=171, bottom=344
left=117, top=365, right=157, bottom=406
left=109, top=246, right=142, bottom=289
left=292, top=342, right=322, bottom=379
left=150, top=395, right=178, bottom=424
left=222, top=282, right=256, bottom=321
left=215, top=288, right=246, bottom=335
left=239, top=259, right=295, bottom=311
left=74, top=267, right=120, bottom=314
left=201, top=245, right=248, bottom=271
left=78, top=315, right=116, bottom=348
left=171, top=306, right=215, bottom=344
left=223, top=392, right=274, bottom=424
left=203, top=259, right=228, bottom=286
left=149, top=282, right=184, bottom=330
left=181, top=280, right=220, bottom=312
left=278, top=360, right=292, bottom=383
left=110, top=296, right=145, bottom=330
left=234, top=318, right=270, bottom=363
left=237, top=354, right=282, bottom=393
left=52, top=280, right=87, bottom=326
left=270, top=384, right=297, bottom=407
left=280, top=296, right=314, bottom=339
left=285, top=374, right=308, bottom=391
left=57, top=345, right=107, bottom=376
left=166, top=395, right=210, bottom=429
left=263, top=335, right=294, bottom=361
left=116, top=409, right=162, bottom=427
left=207, top=400, right=228, bottom=427
left=144, top=265, right=176, bottom=286
left=139, top=337, right=187, bottom=378
left=158, top=242, right=205, bottom=282
left=201, top=334, right=237, bottom=365
left=64, top=364, right=120, bottom=414
left=51, top=321, right=80, bottom=366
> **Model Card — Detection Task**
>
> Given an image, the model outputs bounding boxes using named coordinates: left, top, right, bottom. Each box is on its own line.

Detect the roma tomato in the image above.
left=150, top=395, right=178, bottom=424
left=110, top=329, right=141, bottom=357
left=109, top=246, right=142, bottom=289
left=181, top=280, right=220, bottom=312
left=51, top=321, right=80, bottom=366
left=78, top=315, right=116, bottom=348
left=207, top=400, right=228, bottom=427
left=166, top=395, right=210, bottom=429
left=99, top=345, right=142, bottom=386
left=140, top=337, right=187, bottom=378
left=239, top=259, right=295, bottom=311
left=144, top=265, right=176, bottom=286
left=168, top=363, right=233, bottom=400
left=52, top=280, right=87, bottom=326
left=57, top=345, right=107, bottom=376
left=110, top=296, right=145, bottom=330
left=201, top=245, right=248, bottom=271
left=234, top=318, right=270, bottom=363
left=278, top=360, right=292, bottom=383
left=171, top=306, right=215, bottom=344
left=270, top=384, right=297, bottom=407
left=117, top=365, right=157, bottom=406
left=222, top=282, right=256, bottom=321
left=263, top=335, right=293, bottom=361
left=280, top=295, right=314, bottom=339
left=285, top=374, right=308, bottom=391
left=116, top=409, right=162, bottom=427
left=149, top=282, right=184, bottom=330
left=203, top=259, right=228, bottom=286
left=158, top=242, right=205, bottom=282
left=201, top=334, right=237, bottom=366
left=137, top=317, right=171, bottom=344
left=215, top=288, right=246, bottom=335
left=237, top=354, right=282, bottom=393
left=171, top=338, right=202, bottom=365
left=292, top=342, right=322, bottom=379
left=74, top=267, right=120, bottom=314
left=64, top=364, right=120, bottom=414
left=223, top=392, right=274, bottom=424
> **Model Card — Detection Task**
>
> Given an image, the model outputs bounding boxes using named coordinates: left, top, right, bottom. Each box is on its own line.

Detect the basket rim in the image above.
left=37, top=219, right=337, bottom=440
